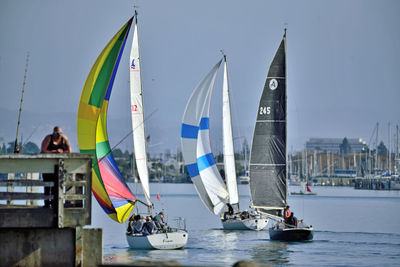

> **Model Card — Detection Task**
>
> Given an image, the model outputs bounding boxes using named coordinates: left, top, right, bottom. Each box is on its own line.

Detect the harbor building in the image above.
left=305, top=137, right=365, bottom=153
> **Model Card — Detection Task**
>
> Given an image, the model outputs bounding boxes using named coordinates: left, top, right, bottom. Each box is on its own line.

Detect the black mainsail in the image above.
left=249, top=30, right=287, bottom=218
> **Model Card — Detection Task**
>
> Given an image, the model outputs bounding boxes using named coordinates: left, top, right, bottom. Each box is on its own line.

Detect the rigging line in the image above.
left=97, top=108, right=158, bottom=163
left=136, top=199, right=153, bottom=208
left=21, top=124, right=40, bottom=146
left=224, top=56, right=248, bottom=173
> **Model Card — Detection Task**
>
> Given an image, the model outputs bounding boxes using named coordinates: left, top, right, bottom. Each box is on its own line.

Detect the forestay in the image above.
left=181, top=60, right=229, bottom=215
left=249, top=33, right=287, bottom=218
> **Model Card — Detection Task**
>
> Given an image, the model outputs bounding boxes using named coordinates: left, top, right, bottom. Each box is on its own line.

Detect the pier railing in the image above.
left=0, top=154, right=93, bottom=228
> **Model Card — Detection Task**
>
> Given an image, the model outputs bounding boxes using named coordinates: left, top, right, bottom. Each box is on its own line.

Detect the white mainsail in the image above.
left=181, top=60, right=229, bottom=215
left=222, top=56, right=239, bottom=205
left=130, top=14, right=151, bottom=207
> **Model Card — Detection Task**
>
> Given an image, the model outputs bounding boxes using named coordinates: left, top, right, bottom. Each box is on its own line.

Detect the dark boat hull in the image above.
left=269, top=227, right=314, bottom=241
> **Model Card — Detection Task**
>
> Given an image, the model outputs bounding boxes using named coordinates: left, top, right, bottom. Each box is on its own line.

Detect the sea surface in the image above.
left=89, top=183, right=400, bottom=266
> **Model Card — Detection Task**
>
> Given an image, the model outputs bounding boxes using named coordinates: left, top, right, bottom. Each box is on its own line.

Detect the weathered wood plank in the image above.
left=0, top=192, right=53, bottom=200
left=0, top=158, right=57, bottom=173
left=63, top=195, right=87, bottom=201
left=63, top=181, right=87, bottom=187
left=0, top=180, right=54, bottom=187
left=0, top=153, right=93, bottom=173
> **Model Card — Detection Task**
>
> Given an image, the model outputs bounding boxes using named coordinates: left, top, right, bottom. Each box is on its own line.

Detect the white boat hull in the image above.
left=291, top=192, right=317, bottom=196
left=126, top=230, right=188, bottom=250
left=221, top=217, right=268, bottom=231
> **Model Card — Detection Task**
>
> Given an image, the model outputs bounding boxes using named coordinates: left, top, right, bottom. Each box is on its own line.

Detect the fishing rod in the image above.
left=14, top=52, right=29, bottom=153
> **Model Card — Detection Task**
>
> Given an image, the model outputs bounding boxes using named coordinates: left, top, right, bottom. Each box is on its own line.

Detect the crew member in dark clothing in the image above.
left=41, top=126, right=72, bottom=207
left=227, top=203, right=234, bottom=215
left=41, top=126, right=72, bottom=153
left=287, top=212, right=298, bottom=228
left=223, top=203, right=235, bottom=220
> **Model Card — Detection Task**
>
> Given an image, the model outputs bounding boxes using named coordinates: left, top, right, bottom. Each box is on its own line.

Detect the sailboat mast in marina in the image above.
left=77, top=11, right=187, bottom=249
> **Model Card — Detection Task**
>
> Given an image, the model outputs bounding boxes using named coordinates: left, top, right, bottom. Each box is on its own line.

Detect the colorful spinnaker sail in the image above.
left=77, top=17, right=136, bottom=223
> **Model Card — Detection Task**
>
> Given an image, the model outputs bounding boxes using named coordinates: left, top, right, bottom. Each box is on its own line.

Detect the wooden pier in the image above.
left=354, top=177, right=392, bottom=190
left=0, top=154, right=102, bottom=266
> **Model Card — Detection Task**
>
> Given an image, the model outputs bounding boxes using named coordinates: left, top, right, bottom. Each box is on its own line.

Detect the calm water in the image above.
left=89, top=183, right=400, bottom=266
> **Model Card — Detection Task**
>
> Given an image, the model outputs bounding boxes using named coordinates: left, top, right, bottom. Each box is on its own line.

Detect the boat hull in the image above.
left=221, top=217, right=268, bottom=231
left=291, top=192, right=317, bottom=196
left=269, top=227, right=314, bottom=241
left=126, top=229, right=188, bottom=250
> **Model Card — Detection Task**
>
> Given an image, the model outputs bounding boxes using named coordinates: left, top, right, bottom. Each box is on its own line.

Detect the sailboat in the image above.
left=291, top=182, right=317, bottom=195
left=248, top=29, right=313, bottom=241
left=180, top=55, right=268, bottom=231
left=77, top=12, right=187, bottom=250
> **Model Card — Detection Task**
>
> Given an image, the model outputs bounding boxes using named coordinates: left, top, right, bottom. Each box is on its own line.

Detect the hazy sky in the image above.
left=0, top=0, right=399, bottom=153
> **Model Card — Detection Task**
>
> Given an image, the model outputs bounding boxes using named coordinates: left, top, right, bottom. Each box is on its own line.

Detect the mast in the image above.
left=284, top=28, right=288, bottom=203
left=375, top=122, right=379, bottom=175
left=396, top=125, right=399, bottom=175
left=14, top=52, right=29, bottom=153
left=388, top=123, right=391, bottom=175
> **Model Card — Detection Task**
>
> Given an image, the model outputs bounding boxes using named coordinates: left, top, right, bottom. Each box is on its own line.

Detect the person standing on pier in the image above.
left=41, top=126, right=72, bottom=207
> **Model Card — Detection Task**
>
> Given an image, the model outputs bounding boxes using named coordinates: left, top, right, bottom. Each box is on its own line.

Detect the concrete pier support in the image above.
left=0, top=154, right=101, bottom=266
left=0, top=227, right=102, bottom=266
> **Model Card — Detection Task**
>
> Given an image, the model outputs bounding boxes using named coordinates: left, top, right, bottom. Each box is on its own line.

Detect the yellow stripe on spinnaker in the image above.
left=96, top=100, right=109, bottom=144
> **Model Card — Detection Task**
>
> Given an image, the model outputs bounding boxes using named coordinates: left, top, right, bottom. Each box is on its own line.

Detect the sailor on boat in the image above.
left=283, top=205, right=291, bottom=223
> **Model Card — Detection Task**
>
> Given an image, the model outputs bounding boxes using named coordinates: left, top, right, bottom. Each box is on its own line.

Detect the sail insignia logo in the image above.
left=269, top=79, right=278, bottom=90
left=130, top=59, right=136, bottom=70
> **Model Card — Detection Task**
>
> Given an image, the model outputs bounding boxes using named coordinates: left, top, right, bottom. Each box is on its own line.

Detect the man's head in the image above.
left=53, top=126, right=63, bottom=137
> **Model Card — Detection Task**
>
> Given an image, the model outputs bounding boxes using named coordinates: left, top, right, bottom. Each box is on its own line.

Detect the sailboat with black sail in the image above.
left=77, top=11, right=187, bottom=250
left=249, top=29, right=313, bottom=241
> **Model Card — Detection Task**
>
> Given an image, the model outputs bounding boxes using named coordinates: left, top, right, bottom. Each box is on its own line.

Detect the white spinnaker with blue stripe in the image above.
left=181, top=60, right=228, bottom=215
